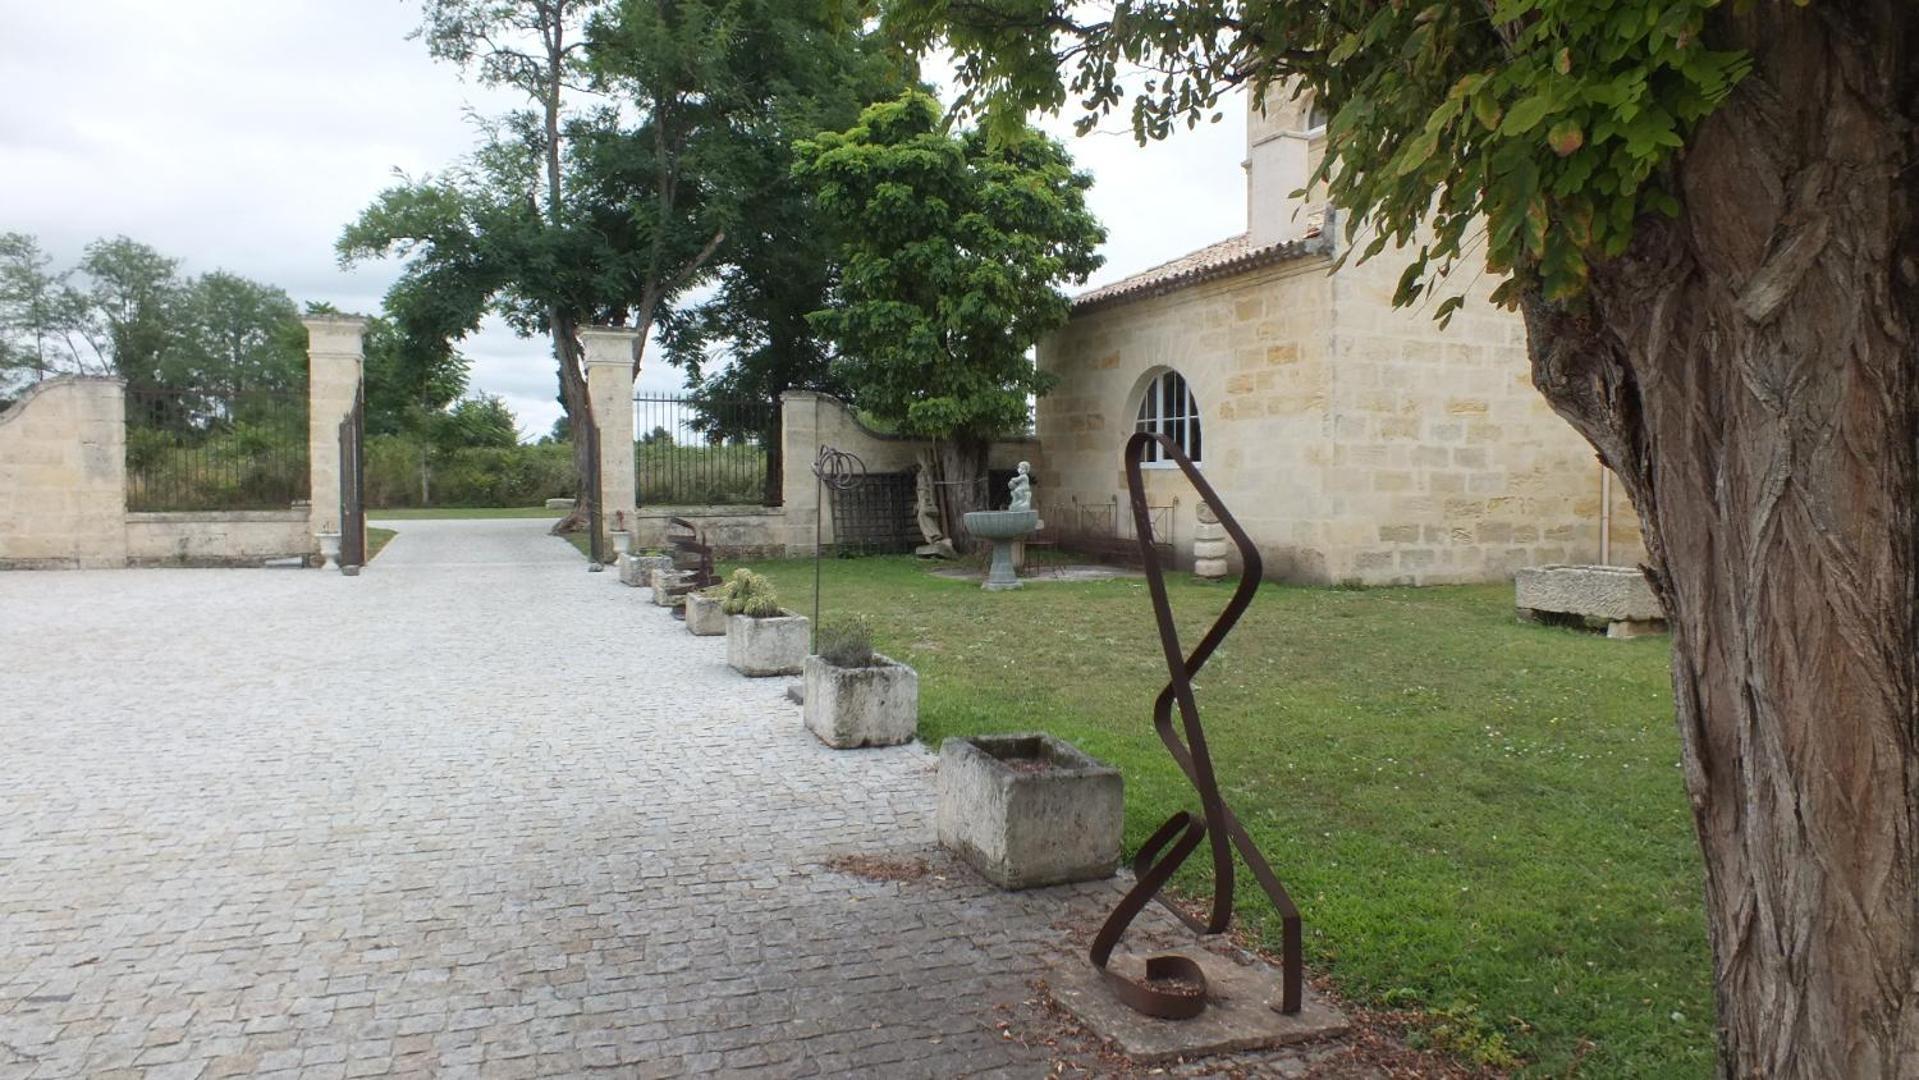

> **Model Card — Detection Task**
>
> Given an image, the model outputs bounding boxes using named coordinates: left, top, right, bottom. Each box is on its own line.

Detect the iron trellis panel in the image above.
left=828, top=471, right=918, bottom=555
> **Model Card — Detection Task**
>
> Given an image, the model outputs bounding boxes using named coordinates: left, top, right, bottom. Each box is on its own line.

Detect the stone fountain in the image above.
left=961, top=462, right=1038, bottom=591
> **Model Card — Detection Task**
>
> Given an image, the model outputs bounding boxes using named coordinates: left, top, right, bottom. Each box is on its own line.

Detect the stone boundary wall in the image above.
left=627, top=506, right=786, bottom=559
left=779, top=391, right=1037, bottom=556
left=126, top=510, right=312, bottom=568
left=0, top=377, right=127, bottom=569
left=0, top=376, right=315, bottom=570
left=612, top=392, right=1032, bottom=559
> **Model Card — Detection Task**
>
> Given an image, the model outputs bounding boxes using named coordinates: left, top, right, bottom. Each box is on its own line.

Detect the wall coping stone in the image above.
left=0, top=375, right=123, bottom=430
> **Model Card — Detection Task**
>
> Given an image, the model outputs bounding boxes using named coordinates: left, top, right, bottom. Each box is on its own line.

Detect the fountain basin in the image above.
left=962, top=509, right=1039, bottom=590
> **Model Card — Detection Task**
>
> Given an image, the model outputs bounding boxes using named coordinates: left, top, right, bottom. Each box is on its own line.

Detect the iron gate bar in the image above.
left=1088, top=431, right=1305, bottom=1019
left=586, top=417, right=604, bottom=568
left=337, top=388, right=366, bottom=569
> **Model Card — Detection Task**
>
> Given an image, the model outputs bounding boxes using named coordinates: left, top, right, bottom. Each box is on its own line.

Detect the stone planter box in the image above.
left=684, top=592, right=727, bottom=636
left=937, top=733, right=1122, bottom=889
left=1515, top=564, right=1666, bottom=638
left=651, top=568, right=692, bottom=607
left=726, top=611, right=809, bottom=677
left=619, top=553, right=672, bottom=587
left=803, top=654, right=919, bottom=749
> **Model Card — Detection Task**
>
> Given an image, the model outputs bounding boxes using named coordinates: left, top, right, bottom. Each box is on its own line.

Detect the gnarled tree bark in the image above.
left=1525, top=3, right=1918, bottom=1074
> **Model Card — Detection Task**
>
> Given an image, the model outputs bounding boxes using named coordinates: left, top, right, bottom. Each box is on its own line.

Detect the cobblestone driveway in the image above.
left=1, top=520, right=1338, bottom=1079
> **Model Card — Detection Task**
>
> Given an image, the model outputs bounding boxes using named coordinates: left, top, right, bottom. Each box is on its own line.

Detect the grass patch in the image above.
left=369, top=506, right=563, bottom=520
left=366, top=527, right=397, bottom=561
left=729, top=555, right=1710, bottom=1077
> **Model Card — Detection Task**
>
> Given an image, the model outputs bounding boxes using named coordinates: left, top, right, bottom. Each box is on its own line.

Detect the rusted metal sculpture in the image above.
left=810, top=445, right=867, bottom=648
left=1088, top=432, right=1304, bottom=1020
left=667, top=516, right=720, bottom=590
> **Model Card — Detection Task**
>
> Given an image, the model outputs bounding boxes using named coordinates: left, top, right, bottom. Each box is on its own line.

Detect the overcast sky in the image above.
left=0, top=1, right=1248, bottom=438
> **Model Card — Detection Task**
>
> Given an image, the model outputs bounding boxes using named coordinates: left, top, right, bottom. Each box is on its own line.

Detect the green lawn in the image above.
left=727, top=555, right=1710, bottom=1077
left=368, top=506, right=564, bottom=520
left=367, top=527, right=397, bottom=561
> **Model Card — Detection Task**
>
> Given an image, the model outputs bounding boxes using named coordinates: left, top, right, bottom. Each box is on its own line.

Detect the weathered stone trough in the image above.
left=683, top=592, right=727, bottom=635
left=619, top=552, right=672, bottom=588
left=803, top=653, right=918, bottom=748
left=1514, top=564, right=1666, bottom=639
left=726, top=611, right=809, bottom=677
left=937, top=733, right=1122, bottom=889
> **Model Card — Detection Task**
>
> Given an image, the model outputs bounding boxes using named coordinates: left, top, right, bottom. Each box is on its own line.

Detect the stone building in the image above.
left=1035, top=92, right=1641, bottom=585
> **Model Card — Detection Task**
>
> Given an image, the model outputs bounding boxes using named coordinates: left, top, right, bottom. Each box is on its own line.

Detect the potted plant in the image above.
left=684, top=585, right=728, bottom=636
left=936, top=733, right=1123, bottom=889
left=720, top=570, right=809, bottom=676
left=803, top=615, right=919, bottom=748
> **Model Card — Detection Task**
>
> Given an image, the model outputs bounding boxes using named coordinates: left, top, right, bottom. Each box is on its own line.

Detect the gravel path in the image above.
left=0, top=519, right=1342, bottom=1079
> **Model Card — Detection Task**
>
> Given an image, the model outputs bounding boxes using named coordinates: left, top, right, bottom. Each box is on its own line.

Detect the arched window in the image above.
left=1134, top=369, right=1202, bottom=465
left=1307, top=96, right=1332, bottom=133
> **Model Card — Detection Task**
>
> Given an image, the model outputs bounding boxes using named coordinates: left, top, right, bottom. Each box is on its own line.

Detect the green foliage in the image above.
left=124, top=419, right=308, bottom=512
left=1408, top=1000, right=1522, bottom=1070
left=794, top=90, right=1105, bottom=444
left=635, top=441, right=766, bottom=505
left=656, top=12, right=911, bottom=444
left=0, top=233, right=309, bottom=394
left=432, top=394, right=521, bottom=452
left=718, top=568, right=782, bottom=617
left=885, top=0, right=1749, bottom=314
left=815, top=613, right=878, bottom=667
left=363, top=434, right=578, bottom=509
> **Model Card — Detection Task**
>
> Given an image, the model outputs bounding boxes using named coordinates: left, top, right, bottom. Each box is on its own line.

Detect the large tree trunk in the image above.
left=1525, top=4, right=1918, bottom=1074
left=550, top=309, right=597, bottom=537
left=937, top=435, right=992, bottom=551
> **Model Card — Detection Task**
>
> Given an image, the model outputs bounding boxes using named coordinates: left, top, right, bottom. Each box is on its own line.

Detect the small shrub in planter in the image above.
left=804, top=615, right=918, bottom=749
left=721, top=570, right=808, bottom=676
left=684, top=588, right=727, bottom=636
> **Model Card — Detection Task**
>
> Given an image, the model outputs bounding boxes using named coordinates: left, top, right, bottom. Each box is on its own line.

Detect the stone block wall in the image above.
left=125, top=511, right=312, bottom=567
left=1036, top=239, right=1647, bottom=585
left=0, top=376, right=318, bottom=569
left=779, top=392, right=1038, bottom=556
left=0, top=377, right=128, bottom=569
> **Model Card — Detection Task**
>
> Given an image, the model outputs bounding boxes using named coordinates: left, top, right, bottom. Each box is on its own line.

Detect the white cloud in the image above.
left=1, top=2, right=1252, bottom=438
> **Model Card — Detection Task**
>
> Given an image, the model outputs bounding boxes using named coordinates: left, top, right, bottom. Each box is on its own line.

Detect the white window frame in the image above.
left=1134, top=369, right=1202, bottom=469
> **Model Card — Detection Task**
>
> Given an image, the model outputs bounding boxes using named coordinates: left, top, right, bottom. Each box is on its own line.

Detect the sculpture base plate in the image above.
left=1043, top=945, right=1347, bottom=1065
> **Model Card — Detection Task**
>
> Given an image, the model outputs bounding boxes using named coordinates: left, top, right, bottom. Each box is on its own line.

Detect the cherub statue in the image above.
left=1008, top=461, right=1034, bottom=512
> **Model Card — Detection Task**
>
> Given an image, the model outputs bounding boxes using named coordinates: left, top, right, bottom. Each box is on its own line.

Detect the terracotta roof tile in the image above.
left=1071, top=224, right=1330, bottom=313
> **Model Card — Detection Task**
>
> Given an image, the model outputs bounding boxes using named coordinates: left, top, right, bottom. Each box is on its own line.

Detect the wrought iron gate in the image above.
left=337, top=386, right=366, bottom=568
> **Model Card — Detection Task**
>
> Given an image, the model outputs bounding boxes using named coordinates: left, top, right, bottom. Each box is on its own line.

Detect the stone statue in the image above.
left=1008, top=461, right=1033, bottom=512
left=914, top=450, right=959, bottom=560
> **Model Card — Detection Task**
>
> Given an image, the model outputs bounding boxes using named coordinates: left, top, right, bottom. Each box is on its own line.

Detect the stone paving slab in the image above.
left=0, top=519, right=1344, bottom=1078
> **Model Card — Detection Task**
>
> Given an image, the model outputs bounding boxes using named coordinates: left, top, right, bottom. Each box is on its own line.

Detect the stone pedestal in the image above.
left=803, top=654, right=919, bottom=748
left=937, top=733, right=1121, bottom=889
left=1192, top=502, right=1229, bottom=580
left=1515, top=564, right=1666, bottom=638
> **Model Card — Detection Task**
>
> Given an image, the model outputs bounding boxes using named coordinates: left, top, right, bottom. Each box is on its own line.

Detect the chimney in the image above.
left=1244, top=87, right=1325, bottom=247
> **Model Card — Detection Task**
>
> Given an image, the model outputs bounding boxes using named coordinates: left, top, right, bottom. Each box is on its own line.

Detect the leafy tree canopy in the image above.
left=0, top=233, right=307, bottom=395
left=795, top=89, right=1104, bottom=446
left=883, top=0, right=1749, bottom=312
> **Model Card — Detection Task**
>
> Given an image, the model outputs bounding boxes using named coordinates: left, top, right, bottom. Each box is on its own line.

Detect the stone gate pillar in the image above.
left=302, top=315, right=366, bottom=550
left=580, top=327, right=640, bottom=558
